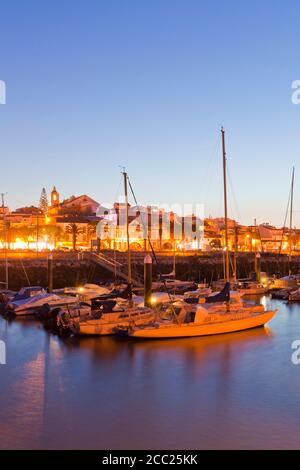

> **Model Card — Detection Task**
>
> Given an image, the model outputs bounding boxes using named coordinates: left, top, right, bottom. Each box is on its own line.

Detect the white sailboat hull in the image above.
left=127, top=309, right=277, bottom=339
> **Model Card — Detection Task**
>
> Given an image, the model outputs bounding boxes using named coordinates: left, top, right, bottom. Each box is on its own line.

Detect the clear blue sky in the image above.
left=0, top=0, right=299, bottom=226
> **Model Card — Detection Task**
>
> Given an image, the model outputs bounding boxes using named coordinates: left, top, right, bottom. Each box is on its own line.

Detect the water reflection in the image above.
left=64, top=327, right=272, bottom=378
left=1, top=298, right=300, bottom=449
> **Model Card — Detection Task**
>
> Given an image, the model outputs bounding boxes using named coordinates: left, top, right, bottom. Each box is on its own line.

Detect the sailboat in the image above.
left=271, top=167, right=296, bottom=290
left=122, top=128, right=277, bottom=339
left=68, top=170, right=155, bottom=335
left=281, top=179, right=300, bottom=300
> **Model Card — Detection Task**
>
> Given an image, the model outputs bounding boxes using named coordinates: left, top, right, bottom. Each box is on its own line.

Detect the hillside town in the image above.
left=0, top=186, right=298, bottom=255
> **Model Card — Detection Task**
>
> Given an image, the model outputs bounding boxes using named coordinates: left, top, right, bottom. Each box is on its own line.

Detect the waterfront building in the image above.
left=0, top=188, right=300, bottom=254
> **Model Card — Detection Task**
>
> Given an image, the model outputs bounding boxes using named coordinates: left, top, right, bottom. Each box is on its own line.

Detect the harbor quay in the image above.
left=0, top=251, right=297, bottom=291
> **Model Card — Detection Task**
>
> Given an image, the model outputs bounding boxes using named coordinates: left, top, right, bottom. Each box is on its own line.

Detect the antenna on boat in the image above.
left=289, top=167, right=295, bottom=276
left=221, top=127, right=230, bottom=282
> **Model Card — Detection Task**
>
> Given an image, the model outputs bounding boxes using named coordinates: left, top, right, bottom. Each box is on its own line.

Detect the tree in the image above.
left=44, top=225, right=63, bottom=247
left=210, top=238, right=222, bottom=250
left=66, top=223, right=83, bottom=251
left=87, top=221, right=97, bottom=241
left=39, top=188, right=48, bottom=214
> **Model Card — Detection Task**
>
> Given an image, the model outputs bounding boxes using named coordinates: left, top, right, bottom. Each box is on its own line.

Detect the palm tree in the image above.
left=45, top=225, right=63, bottom=248
left=66, top=223, right=83, bottom=251
left=87, top=222, right=97, bottom=249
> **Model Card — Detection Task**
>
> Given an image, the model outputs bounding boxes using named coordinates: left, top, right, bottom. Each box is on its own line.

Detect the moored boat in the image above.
left=69, top=170, right=157, bottom=336
left=121, top=304, right=277, bottom=339
left=271, top=288, right=292, bottom=300
left=6, top=286, right=79, bottom=316
left=117, top=282, right=277, bottom=338
left=118, top=128, right=278, bottom=339
left=239, top=282, right=269, bottom=295
left=70, top=305, right=155, bottom=336
left=271, top=276, right=299, bottom=290
left=63, top=283, right=112, bottom=300
left=287, top=289, right=300, bottom=302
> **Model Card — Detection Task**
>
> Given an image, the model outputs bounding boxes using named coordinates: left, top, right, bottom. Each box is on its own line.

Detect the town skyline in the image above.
left=1, top=1, right=300, bottom=227
left=2, top=182, right=297, bottom=231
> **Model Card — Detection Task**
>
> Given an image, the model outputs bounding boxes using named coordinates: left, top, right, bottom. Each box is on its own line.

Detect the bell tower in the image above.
left=51, top=186, right=59, bottom=207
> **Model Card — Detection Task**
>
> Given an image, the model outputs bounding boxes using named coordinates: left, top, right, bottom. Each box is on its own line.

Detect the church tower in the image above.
left=51, top=186, right=60, bottom=207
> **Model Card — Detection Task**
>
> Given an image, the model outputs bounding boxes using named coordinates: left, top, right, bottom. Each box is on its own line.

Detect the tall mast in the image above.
left=289, top=167, right=295, bottom=276
left=123, top=170, right=132, bottom=302
left=1, top=193, right=8, bottom=290
left=221, top=127, right=230, bottom=282
left=233, top=221, right=238, bottom=282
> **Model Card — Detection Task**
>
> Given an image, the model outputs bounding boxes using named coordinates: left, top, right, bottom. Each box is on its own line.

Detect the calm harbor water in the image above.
left=1, top=297, right=300, bottom=450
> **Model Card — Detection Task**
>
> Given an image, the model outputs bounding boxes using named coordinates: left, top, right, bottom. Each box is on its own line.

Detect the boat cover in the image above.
left=205, top=282, right=230, bottom=303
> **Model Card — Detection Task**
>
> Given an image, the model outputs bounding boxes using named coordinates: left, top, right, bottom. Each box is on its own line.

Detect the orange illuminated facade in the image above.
left=1, top=188, right=300, bottom=254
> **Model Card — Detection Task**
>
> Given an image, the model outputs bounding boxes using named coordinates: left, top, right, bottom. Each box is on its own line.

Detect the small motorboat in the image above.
left=63, top=283, right=112, bottom=301
left=6, top=286, right=79, bottom=316
left=271, top=288, right=292, bottom=300
left=0, top=289, right=17, bottom=314
left=271, top=276, right=299, bottom=290
left=68, top=300, right=155, bottom=336
left=239, top=282, right=269, bottom=295
left=287, top=289, right=300, bottom=302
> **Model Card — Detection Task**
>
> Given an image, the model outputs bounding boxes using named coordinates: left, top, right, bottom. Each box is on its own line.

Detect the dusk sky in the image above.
left=0, top=0, right=299, bottom=226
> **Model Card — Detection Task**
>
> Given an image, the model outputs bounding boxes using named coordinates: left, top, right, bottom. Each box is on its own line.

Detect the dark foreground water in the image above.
left=1, top=297, right=300, bottom=450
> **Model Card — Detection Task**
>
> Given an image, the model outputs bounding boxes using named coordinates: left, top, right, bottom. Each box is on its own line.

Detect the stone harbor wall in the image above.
left=0, top=252, right=298, bottom=290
